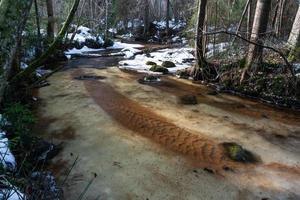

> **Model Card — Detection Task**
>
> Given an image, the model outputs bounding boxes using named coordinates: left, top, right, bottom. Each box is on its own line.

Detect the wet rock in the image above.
left=74, top=75, right=106, bottom=80
left=149, top=65, right=169, bottom=74
left=179, top=95, right=198, bottom=105
left=222, top=142, right=257, bottom=163
left=146, top=61, right=157, bottom=66
left=176, top=70, right=190, bottom=79
left=85, top=38, right=102, bottom=49
left=207, top=91, right=218, bottom=96
left=103, top=38, right=114, bottom=48
left=31, top=140, right=61, bottom=162
left=162, top=61, right=176, bottom=68
left=143, top=75, right=160, bottom=82
left=27, top=171, right=63, bottom=200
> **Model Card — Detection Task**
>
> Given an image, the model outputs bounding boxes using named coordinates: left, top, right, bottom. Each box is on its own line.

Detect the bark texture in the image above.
left=288, top=4, right=300, bottom=61
left=191, top=0, right=208, bottom=79
left=243, top=0, right=271, bottom=79
left=46, top=0, right=55, bottom=41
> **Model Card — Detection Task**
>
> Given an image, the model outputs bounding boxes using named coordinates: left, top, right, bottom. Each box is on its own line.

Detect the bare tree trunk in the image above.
left=288, top=4, right=300, bottom=61
left=105, top=0, right=109, bottom=38
left=274, top=0, right=286, bottom=37
left=166, top=0, right=170, bottom=36
left=46, top=0, right=55, bottom=42
left=247, top=0, right=252, bottom=40
left=242, top=0, right=271, bottom=82
left=191, top=0, right=208, bottom=79
left=233, top=0, right=251, bottom=43
left=143, top=0, right=150, bottom=37
left=34, top=0, right=42, bottom=57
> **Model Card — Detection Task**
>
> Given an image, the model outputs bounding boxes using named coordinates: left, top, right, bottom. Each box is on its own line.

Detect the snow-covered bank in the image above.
left=119, top=48, right=194, bottom=74
left=64, top=42, right=144, bottom=58
left=0, top=131, right=16, bottom=171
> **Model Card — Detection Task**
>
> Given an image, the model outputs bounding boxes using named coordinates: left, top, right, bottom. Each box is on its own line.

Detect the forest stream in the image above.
left=33, top=49, right=300, bottom=200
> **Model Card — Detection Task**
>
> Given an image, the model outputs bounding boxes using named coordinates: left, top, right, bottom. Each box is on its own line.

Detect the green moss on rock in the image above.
left=149, top=65, right=169, bottom=74
left=222, top=142, right=257, bottom=163
left=162, top=61, right=176, bottom=68
left=146, top=61, right=157, bottom=66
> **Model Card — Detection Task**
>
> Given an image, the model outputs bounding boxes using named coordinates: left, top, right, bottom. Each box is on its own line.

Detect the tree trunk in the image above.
left=191, top=0, right=208, bottom=80
left=10, top=0, right=81, bottom=84
left=166, top=0, right=170, bottom=36
left=0, top=0, right=33, bottom=103
left=274, top=0, right=286, bottom=37
left=105, top=0, right=109, bottom=38
left=34, top=0, right=42, bottom=57
left=143, top=0, right=150, bottom=37
left=233, top=0, right=251, bottom=43
left=242, top=0, right=271, bottom=82
left=46, top=0, right=55, bottom=42
left=288, top=4, right=300, bottom=61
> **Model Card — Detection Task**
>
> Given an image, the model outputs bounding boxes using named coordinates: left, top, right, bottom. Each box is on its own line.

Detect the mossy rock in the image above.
left=176, top=70, right=190, bottom=79
left=222, top=142, right=257, bottom=163
left=179, top=95, right=198, bottom=105
left=149, top=65, right=169, bottom=74
left=146, top=61, right=157, bottom=66
left=85, top=38, right=102, bottom=49
left=162, top=61, right=176, bottom=68
left=143, top=75, right=160, bottom=82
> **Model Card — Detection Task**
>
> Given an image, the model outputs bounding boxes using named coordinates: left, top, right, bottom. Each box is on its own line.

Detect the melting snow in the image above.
left=0, top=129, right=16, bottom=171
left=119, top=48, right=194, bottom=74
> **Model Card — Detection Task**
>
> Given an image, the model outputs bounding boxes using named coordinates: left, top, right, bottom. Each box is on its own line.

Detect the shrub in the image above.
left=1, top=103, right=36, bottom=147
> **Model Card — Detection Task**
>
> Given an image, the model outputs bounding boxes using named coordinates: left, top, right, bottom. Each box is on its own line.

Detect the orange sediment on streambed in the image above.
left=81, top=75, right=244, bottom=171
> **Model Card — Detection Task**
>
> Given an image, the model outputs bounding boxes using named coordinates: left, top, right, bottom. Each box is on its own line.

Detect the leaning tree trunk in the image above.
left=10, top=0, right=81, bottom=84
left=242, top=0, right=271, bottom=82
left=288, top=3, right=300, bottom=61
left=46, top=0, right=55, bottom=42
left=0, top=0, right=33, bottom=103
left=191, top=0, right=208, bottom=80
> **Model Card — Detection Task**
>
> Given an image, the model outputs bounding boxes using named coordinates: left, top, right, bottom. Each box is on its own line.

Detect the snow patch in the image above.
left=0, top=131, right=16, bottom=171
left=119, top=48, right=194, bottom=74
left=65, top=46, right=105, bottom=55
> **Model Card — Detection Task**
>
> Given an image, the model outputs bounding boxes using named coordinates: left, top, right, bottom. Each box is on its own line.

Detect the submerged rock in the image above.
left=222, top=142, right=257, bottom=163
left=162, top=61, right=176, bottom=68
left=179, top=95, right=198, bottom=105
left=138, top=75, right=161, bottom=84
left=149, top=65, right=169, bottom=74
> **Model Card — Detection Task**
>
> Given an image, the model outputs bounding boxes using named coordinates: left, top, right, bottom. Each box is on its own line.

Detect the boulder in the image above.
left=162, top=61, right=176, bottom=68
left=222, top=142, right=257, bottom=163
left=149, top=65, right=169, bottom=74
left=146, top=61, right=157, bottom=66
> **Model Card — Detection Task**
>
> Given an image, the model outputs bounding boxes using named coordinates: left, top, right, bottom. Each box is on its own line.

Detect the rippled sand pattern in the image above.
left=83, top=76, right=241, bottom=171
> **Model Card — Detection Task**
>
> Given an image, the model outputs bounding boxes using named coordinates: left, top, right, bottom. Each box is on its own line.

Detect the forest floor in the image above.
left=33, top=49, right=300, bottom=200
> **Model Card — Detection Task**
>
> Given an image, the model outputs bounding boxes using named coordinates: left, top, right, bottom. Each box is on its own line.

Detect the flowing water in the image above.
left=34, top=51, right=300, bottom=200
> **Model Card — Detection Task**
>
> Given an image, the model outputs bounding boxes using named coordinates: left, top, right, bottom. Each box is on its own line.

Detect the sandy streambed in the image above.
left=35, top=66, right=300, bottom=200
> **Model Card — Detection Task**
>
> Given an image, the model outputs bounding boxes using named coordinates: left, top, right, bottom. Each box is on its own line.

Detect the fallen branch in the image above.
left=204, top=30, right=296, bottom=78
